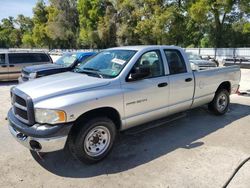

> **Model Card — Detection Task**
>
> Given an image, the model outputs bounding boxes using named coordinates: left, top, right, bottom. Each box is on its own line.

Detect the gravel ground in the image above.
left=0, top=69, right=249, bottom=188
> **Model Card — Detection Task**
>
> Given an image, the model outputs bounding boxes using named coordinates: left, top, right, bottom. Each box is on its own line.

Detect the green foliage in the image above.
left=0, top=0, right=249, bottom=48
left=32, top=0, right=50, bottom=47
left=0, top=17, right=22, bottom=47
left=22, top=33, right=34, bottom=48
left=115, top=0, right=141, bottom=45
left=16, top=15, right=34, bottom=33
left=243, top=23, right=250, bottom=34
left=97, top=4, right=117, bottom=48
left=188, top=0, right=248, bottom=47
left=46, top=0, right=79, bottom=48
left=77, top=0, right=105, bottom=48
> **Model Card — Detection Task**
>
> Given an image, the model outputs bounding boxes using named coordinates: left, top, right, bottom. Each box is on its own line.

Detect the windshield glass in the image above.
left=74, top=50, right=137, bottom=78
left=187, top=53, right=202, bottom=60
left=55, top=53, right=78, bottom=67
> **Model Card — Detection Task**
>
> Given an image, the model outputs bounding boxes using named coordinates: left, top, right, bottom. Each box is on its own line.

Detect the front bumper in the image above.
left=9, top=125, right=68, bottom=152
left=8, top=109, right=73, bottom=152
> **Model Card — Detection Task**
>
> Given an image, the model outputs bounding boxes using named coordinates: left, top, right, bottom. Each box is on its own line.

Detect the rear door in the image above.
left=8, top=53, right=51, bottom=80
left=0, top=53, right=9, bottom=80
left=164, top=49, right=194, bottom=114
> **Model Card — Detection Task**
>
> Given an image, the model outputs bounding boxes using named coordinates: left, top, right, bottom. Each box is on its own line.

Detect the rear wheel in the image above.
left=208, top=89, right=230, bottom=115
left=68, top=117, right=116, bottom=164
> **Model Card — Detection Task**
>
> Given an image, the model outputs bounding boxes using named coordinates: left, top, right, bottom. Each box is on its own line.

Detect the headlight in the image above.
left=29, top=72, right=37, bottom=79
left=35, top=109, right=67, bottom=124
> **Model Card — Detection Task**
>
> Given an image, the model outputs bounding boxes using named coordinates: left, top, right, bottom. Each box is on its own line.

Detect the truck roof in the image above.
left=108, top=45, right=182, bottom=51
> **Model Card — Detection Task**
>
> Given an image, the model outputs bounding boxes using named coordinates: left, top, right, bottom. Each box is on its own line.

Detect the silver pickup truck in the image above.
left=8, top=46, right=240, bottom=164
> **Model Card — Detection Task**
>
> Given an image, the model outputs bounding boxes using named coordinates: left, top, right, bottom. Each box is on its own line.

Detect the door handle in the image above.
left=9, top=65, right=15, bottom=67
left=1, top=65, right=7, bottom=67
left=185, top=78, right=193, bottom=82
left=158, top=82, right=168, bottom=87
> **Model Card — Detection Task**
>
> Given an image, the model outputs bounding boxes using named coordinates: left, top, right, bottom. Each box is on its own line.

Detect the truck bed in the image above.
left=191, top=65, right=241, bottom=108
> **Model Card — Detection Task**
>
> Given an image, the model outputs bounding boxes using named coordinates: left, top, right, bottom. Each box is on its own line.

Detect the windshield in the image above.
left=187, top=53, right=202, bottom=60
left=74, top=50, right=137, bottom=78
left=55, top=53, right=78, bottom=67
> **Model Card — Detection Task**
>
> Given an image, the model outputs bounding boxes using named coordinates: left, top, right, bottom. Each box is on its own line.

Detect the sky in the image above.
left=0, top=0, right=39, bottom=20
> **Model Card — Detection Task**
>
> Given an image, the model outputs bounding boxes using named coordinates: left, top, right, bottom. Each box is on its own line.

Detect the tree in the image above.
left=0, top=0, right=250, bottom=48
left=97, top=2, right=117, bottom=48
left=32, top=0, right=51, bottom=47
left=15, top=14, right=34, bottom=33
left=15, top=15, right=34, bottom=48
left=22, top=33, right=34, bottom=47
left=189, top=0, right=249, bottom=47
left=115, top=0, right=141, bottom=45
left=0, top=17, right=22, bottom=47
left=77, top=0, right=106, bottom=48
left=46, top=0, right=79, bottom=48
left=131, top=0, right=188, bottom=46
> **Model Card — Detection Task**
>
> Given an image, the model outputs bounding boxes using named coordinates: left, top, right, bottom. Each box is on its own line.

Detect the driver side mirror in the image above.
left=128, top=66, right=151, bottom=81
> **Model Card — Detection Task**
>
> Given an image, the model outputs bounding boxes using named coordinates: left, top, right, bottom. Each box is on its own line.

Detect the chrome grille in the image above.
left=15, top=95, right=26, bottom=107
left=11, top=88, right=35, bottom=126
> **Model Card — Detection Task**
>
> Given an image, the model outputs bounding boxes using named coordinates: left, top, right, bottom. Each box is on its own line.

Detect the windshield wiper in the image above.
left=82, top=67, right=103, bottom=78
left=78, top=69, right=103, bottom=78
left=83, top=67, right=100, bottom=71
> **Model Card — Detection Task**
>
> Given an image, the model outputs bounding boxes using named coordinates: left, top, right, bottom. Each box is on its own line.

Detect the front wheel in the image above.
left=69, top=117, right=117, bottom=164
left=208, top=89, right=230, bottom=115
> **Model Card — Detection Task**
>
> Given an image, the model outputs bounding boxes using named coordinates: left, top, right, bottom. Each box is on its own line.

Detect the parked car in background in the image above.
left=202, top=55, right=219, bottom=67
left=222, top=57, right=250, bottom=69
left=8, top=45, right=240, bottom=164
left=19, top=51, right=96, bottom=83
left=187, top=52, right=218, bottom=70
left=0, top=51, right=52, bottom=81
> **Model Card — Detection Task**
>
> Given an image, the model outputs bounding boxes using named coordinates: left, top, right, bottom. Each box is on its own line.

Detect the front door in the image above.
left=122, top=50, right=170, bottom=129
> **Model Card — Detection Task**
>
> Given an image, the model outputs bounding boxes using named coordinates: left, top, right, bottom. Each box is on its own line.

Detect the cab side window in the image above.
left=132, top=50, right=164, bottom=78
left=9, top=53, right=27, bottom=64
left=164, top=50, right=187, bottom=74
left=0, top=54, right=5, bottom=64
left=9, top=53, right=50, bottom=64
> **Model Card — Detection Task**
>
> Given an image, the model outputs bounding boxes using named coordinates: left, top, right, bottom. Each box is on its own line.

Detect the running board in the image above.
left=124, top=112, right=187, bottom=135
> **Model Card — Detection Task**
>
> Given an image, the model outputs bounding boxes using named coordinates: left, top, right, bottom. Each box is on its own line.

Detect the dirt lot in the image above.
left=0, top=69, right=250, bottom=188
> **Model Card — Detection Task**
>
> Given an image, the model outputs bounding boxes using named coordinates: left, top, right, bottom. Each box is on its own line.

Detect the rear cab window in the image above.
left=164, top=49, right=187, bottom=75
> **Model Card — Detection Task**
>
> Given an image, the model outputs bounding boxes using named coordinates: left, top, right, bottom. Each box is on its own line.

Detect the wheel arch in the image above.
left=69, top=107, right=122, bottom=136
left=216, top=81, right=231, bottom=94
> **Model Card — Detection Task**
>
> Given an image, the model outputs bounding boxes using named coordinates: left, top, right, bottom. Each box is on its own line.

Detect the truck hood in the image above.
left=23, top=64, right=64, bottom=73
left=16, top=72, right=111, bottom=101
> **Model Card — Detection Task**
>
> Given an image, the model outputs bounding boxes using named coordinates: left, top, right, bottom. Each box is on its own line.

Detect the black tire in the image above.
left=68, top=117, right=116, bottom=164
left=208, top=89, right=230, bottom=115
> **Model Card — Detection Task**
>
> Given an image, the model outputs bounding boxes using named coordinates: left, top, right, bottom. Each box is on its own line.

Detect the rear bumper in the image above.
left=8, top=109, right=73, bottom=152
left=231, top=84, right=240, bottom=94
